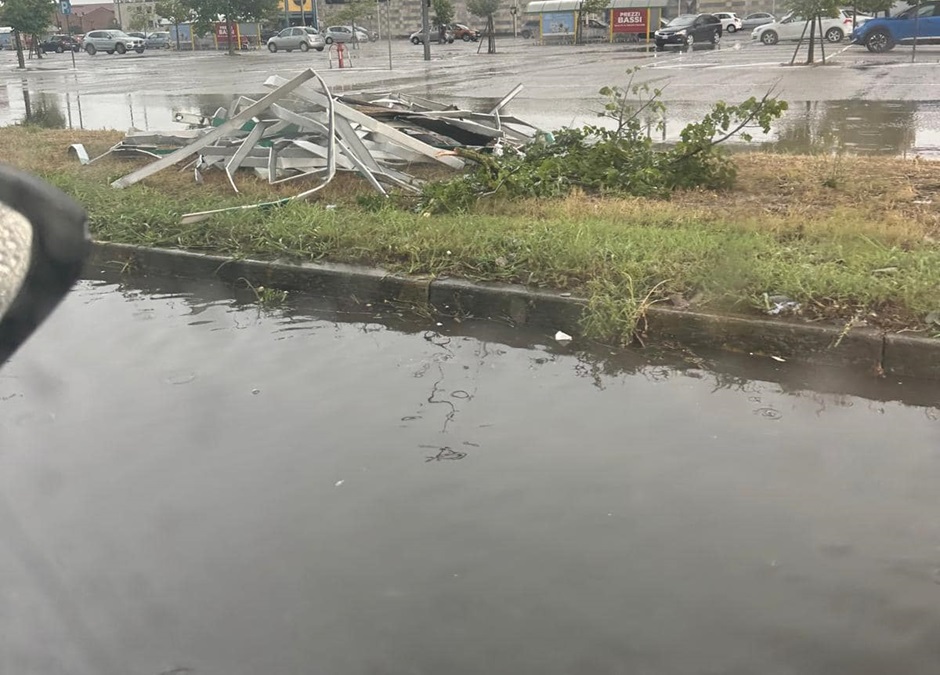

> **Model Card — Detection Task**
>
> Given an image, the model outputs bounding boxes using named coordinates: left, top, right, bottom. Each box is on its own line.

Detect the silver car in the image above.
left=267, top=26, right=325, bottom=52
left=146, top=31, right=171, bottom=49
left=83, top=29, right=145, bottom=55
left=323, top=25, right=370, bottom=44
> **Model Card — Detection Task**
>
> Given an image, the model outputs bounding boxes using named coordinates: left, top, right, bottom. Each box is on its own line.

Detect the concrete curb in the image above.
left=87, top=242, right=940, bottom=380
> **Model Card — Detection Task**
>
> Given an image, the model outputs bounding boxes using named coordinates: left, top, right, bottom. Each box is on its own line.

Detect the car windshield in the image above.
left=668, top=15, right=697, bottom=26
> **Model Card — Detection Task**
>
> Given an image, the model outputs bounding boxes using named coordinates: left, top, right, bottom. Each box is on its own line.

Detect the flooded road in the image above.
left=1, top=273, right=939, bottom=674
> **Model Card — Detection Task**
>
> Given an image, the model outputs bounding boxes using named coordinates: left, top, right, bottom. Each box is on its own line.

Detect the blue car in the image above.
left=852, top=1, right=940, bottom=52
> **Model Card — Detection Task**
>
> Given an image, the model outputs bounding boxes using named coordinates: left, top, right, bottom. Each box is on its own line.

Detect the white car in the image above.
left=267, top=26, right=325, bottom=52
left=83, top=29, right=145, bottom=55
left=751, top=11, right=852, bottom=44
left=714, top=12, right=744, bottom=33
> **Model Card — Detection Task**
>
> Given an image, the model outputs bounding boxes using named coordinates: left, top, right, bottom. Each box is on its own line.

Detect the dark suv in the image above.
left=40, top=35, right=80, bottom=53
left=654, top=13, right=722, bottom=50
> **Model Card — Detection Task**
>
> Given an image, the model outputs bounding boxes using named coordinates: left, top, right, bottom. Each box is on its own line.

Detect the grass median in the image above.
left=6, top=126, right=940, bottom=343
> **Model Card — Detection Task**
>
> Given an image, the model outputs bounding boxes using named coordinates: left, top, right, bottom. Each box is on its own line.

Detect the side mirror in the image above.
left=0, top=165, right=89, bottom=364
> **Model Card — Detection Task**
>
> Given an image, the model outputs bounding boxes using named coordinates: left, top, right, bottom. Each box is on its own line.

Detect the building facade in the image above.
left=56, top=3, right=118, bottom=33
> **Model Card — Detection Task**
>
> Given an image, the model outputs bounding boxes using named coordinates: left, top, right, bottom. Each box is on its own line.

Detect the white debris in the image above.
left=334, top=480, right=345, bottom=487
left=554, top=330, right=573, bottom=342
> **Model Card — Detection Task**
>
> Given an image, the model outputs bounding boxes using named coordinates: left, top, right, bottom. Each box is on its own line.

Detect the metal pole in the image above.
left=67, top=15, right=76, bottom=69
left=912, top=0, right=920, bottom=62
left=817, top=13, right=825, bottom=63
left=421, top=0, right=430, bottom=60
left=386, top=0, right=393, bottom=69
left=284, top=0, right=289, bottom=27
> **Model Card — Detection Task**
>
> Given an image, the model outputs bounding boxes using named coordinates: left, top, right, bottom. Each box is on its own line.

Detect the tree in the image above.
left=467, top=0, right=499, bottom=53
left=432, top=0, right=455, bottom=27
left=183, top=0, right=278, bottom=55
left=129, top=6, right=152, bottom=31
left=329, top=0, right=372, bottom=45
left=156, top=0, right=191, bottom=49
left=576, top=0, right=607, bottom=44
left=0, top=0, right=56, bottom=68
left=853, top=0, right=893, bottom=16
left=785, top=0, right=839, bottom=63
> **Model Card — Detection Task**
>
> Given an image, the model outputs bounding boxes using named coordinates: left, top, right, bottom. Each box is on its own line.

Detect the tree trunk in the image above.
left=13, top=30, right=25, bottom=69
left=487, top=14, right=496, bottom=53
left=227, top=17, right=235, bottom=55
left=175, top=21, right=181, bottom=50
left=806, top=15, right=816, bottom=64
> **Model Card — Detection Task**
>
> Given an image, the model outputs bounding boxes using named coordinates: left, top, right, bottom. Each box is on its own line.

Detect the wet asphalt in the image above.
left=4, top=33, right=940, bottom=154
left=0, top=274, right=939, bottom=674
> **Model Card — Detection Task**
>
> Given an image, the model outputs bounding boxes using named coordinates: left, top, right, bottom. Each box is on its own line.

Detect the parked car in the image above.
left=751, top=11, right=852, bottom=44
left=83, top=29, right=145, bottom=55
left=409, top=28, right=455, bottom=44
left=740, top=12, right=776, bottom=30
left=323, top=25, right=370, bottom=43
left=267, top=26, right=325, bottom=52
left=654, top=14, right=722, bottom=50
left=145, top=31, right=171, bottom=49
left=714, top=12, right=744, bottom=33
left=851, top=1, right=937, bottom=51
left=520, top=19, right=540, bottom=38
left=39, top=34, right=80, bottom=53
left=450, top=23, right=480, bottom=41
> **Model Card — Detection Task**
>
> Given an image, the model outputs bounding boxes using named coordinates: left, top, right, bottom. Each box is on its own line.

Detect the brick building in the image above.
left=56, top=3, right=118, bottom=33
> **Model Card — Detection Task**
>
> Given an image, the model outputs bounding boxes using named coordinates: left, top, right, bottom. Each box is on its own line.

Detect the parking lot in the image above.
left=3, top=32, right=940, bottom=151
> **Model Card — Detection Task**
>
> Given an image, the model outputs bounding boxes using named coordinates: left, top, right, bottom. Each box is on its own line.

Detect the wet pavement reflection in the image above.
left=4, top=78, right=940, bottom=156
left=1, top=272, right=940, bottom=675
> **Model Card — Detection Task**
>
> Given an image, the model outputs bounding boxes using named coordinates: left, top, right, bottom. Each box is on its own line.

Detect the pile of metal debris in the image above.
left=70, top=69, right=540, bottom=224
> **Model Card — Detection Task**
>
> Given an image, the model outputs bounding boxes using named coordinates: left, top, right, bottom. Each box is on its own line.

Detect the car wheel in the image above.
left=56, top=45, right=64, bottom=53
left=825, top=27, right=843, bottom=43
left=316, top=46, right=324, bottom=51
left=760, top=30, right=778, bottom=45
left=325, top=36, right=333, bottom=44
left=268, top=42, right=277, bottom=52
left=411, top=36, right=421, bottom=44
left=85, top=44, right=96, bottom=55
left=115, top=43, right=126, bottom=54
left=865, top=29, right=894, bottom=52
left=521, top=30, right=532, bottom=38
left=286, top=49, right=292, bottom=52
left=685, top=34, right=694, bottom=50
left=300, top=41, right=309, bottom=51
left=135, top=47, right=144, bottom=53
left=448, top=38, right=454, bottom=43
left=106, top=49, right=114, bottom=54
left=462, top=34, right=471, bottom=41
left=726, top=24, right=736, bottom=33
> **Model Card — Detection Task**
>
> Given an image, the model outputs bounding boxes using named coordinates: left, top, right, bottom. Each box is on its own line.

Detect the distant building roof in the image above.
left=67, top=3, right=115, bottom=15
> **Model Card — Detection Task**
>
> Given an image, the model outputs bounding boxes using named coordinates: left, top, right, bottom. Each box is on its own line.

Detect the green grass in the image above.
left=7, top=127, right=940, bottom=343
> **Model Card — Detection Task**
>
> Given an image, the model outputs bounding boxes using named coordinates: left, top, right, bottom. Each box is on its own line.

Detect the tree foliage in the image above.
left=852, top=0, right=894, bottom=14
left=467, top=0, right=499, bottom=52
left=432, top=0, right=455, bottom=26
left=576, top=0, right=608, bottom=43
left=784, top=0, right=840, bottom=19
left=0, top=0, right=56, bottom=67
left=329, top=0, right=372, bottom=27
left=183, top=0, right=278, bottom=53
left=421, top=71, right=788, bottom=212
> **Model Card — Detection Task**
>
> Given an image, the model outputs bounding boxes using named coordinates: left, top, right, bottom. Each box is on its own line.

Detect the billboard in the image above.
left=541, top=11, right=575, bottom=35
left=612, top=8, right=649, bottom=33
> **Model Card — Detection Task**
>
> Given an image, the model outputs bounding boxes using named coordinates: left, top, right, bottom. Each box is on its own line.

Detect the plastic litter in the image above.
left=555, top=330, right=573, bottom=342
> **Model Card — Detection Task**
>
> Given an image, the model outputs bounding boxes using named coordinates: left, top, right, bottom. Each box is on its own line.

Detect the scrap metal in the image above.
left=77, top=68, right=540, bottom=224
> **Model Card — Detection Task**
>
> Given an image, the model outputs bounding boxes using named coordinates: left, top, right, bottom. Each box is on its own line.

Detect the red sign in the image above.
left=214, top=22, right=241, bottom=42
left=611, top=9, right=648, bottom=33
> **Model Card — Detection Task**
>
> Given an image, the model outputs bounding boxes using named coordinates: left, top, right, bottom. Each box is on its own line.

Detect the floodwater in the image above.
left=1, top=271, right=940, bottom=675
left=3, top=80, right=940, bottom=156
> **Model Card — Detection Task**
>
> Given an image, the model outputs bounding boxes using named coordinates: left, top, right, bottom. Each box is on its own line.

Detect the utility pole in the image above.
left=386, top=0, right=393, bottom=69
left=421, top=0, right=430, bottom=60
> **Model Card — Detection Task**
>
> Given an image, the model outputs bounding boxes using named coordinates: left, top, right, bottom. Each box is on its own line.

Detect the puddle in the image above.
left=2, top=79, right=938, bottom=157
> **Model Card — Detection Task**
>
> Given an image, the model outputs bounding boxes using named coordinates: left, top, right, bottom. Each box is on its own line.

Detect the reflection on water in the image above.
left=2, top=82, right=939, bottom=157
left=1, top=271, right=940, bottom=674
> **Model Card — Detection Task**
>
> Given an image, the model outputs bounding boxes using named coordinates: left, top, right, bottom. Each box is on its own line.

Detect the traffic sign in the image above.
left=60, top=0, right=72, bottom=15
